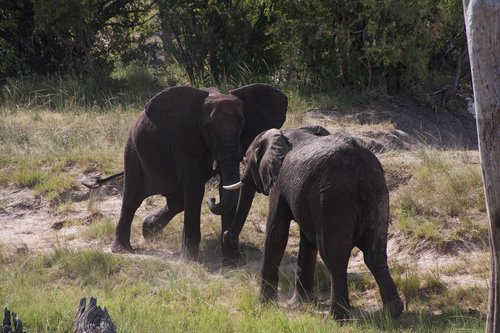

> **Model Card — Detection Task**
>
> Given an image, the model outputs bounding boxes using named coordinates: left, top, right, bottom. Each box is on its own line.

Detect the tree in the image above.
left=156, top=0, right=277, bottom=85
left=462, top=1, right=500, bottom=332
left=33, top=0, right=153, bottom=78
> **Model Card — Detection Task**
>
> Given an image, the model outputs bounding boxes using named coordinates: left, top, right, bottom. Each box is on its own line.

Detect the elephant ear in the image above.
left=145, top=86, right=209, bottom=126
left=252, top=129, right=291, bottom=195
left=230, top=84, right=287, bottom=151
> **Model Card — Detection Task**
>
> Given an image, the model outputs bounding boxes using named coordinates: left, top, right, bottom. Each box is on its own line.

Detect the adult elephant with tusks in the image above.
left=88, top=84, right=287, bottom=262
left=223, top=126, right=404, bottom=320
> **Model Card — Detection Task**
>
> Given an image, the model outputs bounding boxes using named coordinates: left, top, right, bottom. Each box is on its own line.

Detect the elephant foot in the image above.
left=331, top=303, right=351, bottom=321
left=221, top=231, right=242, bottom=266
left=384, top=297, right=404, bottom=318
left=222, top=253, right=242, bottom=267
left=260, top=283, right=278, bottom=305
left=180, top=246, right=200, bottom=262
left=111, top=239, right=134, bottom=253
left=221, top=246, right=241, bottom=267
left=142, top=215, right=163, bottom=240
left=288, top=290, right=315, bottom=306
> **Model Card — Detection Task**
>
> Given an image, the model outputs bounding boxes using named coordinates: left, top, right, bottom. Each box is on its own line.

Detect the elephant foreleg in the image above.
left=112, top=187, right=144, bottom=253
left=290, top=230, right=318, bottom=304
left=261, top=196, right=292, bottom=303
left=112, top=148, right=145, bottom=253
left=221, top=204, right=239, bottom=265
left=142, top=195, right=184, bottom=239
left=181, top=178, right=204, bottom=261
left=220, top=184, right=256, bottom=265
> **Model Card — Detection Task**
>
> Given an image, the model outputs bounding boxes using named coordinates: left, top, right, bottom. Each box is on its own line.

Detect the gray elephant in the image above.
left=223, top=126, right=404, bottom=319
left=102, top=84, right=287, bottom=261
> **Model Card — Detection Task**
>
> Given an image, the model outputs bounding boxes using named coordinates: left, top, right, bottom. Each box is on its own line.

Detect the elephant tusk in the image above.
left=213, top=160, right=218, bottom=171
left=223, top=181, right=244, bottom=190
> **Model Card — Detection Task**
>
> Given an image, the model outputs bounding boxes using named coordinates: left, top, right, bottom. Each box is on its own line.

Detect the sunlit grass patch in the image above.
left=82, top=218, right=116, bottom=242
left=391, top=149, right=487, bottom=250
left=0, top=109, right=133, bottom=200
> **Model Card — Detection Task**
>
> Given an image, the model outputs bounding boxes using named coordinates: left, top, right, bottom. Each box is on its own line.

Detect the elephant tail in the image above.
left=82, top=171, right=124, bottom=189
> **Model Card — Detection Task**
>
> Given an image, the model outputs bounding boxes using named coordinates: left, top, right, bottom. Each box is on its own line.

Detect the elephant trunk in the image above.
left=222, top=168, right=255, bottom=245
left=208, top=141, right=243, bottom=215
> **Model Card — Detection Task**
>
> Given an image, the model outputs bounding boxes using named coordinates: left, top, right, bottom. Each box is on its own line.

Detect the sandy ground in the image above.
left=0, top=177, right=488, bottom=292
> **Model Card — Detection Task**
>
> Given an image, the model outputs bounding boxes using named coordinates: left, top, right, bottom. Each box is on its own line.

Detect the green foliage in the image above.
left=0, top=0, right=467, bottom=96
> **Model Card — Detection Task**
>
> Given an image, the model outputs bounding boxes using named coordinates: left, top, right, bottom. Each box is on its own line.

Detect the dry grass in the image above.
left=390, top=149, right=487, bottom=250
left=0, top=99, right=489, bottom=332
left=0, top=109, right=135, bottom=201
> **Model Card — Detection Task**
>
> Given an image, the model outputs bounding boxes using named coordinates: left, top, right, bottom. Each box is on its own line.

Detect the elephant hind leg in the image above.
left=317, top=210, right=355, bottom=320
left=319, top=244, right=351, bottom=320
left=358, top=234, right=404, bottom=317
left=290, top=230, right=318, bottom=304
left=142, top=194, right=184, bottom=239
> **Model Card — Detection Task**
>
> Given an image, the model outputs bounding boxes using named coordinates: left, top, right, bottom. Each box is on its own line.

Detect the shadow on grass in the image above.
left=351, top=308, right=484, bottom=331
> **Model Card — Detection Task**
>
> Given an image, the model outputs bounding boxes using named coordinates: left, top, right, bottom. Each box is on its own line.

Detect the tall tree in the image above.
left=156, top=0, right=277, bottom=85
left=462, top=1, right=500, bottom=332
left=33, top=0, right=153, bottom=77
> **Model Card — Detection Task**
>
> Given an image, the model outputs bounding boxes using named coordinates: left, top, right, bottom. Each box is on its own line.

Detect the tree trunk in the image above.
left=3, top=307, right=22, bottom=333
left=462, top=1, right=500, bottom=332
left=73, top=297, right=116, bottom=333
left=386, top=64, right=401, bottom=96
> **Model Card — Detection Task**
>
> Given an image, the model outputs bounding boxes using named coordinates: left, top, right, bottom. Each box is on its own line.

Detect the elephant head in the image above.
left=219, top=128, right=291, bottom=246
left=208, top=85, right=287, bottom=214
left=242, top=128, right=292, bottom=195
left=222, top=126, right=330, bottom=245
left=146, top=84, right=287, bottom=216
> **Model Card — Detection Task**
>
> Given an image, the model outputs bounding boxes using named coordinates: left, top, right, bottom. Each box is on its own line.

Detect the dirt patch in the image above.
left=303, top=95, right=477, bottom=152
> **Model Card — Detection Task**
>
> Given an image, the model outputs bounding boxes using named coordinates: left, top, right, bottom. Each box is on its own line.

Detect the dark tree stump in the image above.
left=3, top=308, right=22, bottom=333
left=73, top=297, right=116, bottom=333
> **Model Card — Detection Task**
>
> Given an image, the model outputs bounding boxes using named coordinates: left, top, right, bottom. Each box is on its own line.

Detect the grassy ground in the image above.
left=0, top=247, right=486, bottom=332
left=0, top=84, right=489, bottom=332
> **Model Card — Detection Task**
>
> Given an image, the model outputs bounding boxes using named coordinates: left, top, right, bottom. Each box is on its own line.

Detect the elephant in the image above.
left=222, top=126, right=404, bottom=320
left=108, top=84, right=287, bottom=261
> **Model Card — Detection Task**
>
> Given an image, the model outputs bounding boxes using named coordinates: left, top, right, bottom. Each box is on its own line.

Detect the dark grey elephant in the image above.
left=223, top=126, right=404, bottom=319
left=109, top=84, right=287, bottom=261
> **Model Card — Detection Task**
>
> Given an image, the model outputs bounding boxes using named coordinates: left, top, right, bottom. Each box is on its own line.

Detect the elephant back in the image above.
left=145, top=86, right=209, bottom=128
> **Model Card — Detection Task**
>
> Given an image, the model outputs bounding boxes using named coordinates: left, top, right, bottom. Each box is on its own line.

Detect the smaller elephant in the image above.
left=224, top=126, right=404, bottom=320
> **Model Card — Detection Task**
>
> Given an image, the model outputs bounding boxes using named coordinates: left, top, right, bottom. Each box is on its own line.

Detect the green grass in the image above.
left=82, top=218, right=116, bottom=241
left=0, top=247, right=485, bottom=332
left=391, top=149, right=487, bottom=250
left=0, top=109, right=133, bottom=201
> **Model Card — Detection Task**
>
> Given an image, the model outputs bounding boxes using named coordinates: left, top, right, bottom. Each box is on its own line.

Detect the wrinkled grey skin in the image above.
left=112, top=84, right=287, bottom=262
left=225, top=126, right=404, bottom=320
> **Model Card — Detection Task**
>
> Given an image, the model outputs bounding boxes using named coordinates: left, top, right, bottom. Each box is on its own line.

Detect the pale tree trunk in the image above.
left=462, top=1, right=500, bottom=332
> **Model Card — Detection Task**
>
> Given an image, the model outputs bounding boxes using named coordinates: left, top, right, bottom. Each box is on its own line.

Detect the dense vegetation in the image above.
left=1, top=0, right=468, bottom=100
